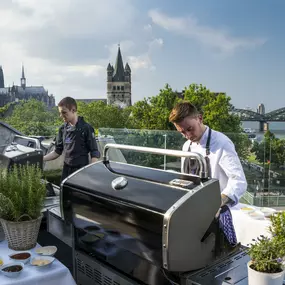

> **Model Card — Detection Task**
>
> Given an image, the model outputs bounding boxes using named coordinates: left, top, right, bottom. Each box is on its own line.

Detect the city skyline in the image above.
left=0, top=0, right=284, bottom=112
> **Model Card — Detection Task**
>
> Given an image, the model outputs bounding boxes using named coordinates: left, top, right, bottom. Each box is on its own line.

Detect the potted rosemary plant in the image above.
left=0, top=165, right=46, bottom=250
left=247, top=211, right=285, bottom=285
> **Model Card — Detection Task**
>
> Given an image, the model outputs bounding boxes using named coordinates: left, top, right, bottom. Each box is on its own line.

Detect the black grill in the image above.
left=62, top=144, right=250, bottom=285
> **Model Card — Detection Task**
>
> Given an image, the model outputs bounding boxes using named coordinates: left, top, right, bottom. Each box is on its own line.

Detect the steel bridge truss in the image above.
left=232, top=108, right=285, bottom=122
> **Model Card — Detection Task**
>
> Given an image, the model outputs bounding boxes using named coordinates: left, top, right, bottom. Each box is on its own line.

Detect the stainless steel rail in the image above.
left=103, top=143, right=208, bottom=179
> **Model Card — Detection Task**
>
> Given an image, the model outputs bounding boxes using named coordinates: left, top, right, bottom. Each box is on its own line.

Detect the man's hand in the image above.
left=221, top=194, right=234, bottom=207
left=91, top=157, right=97, bottom=164
left=43, top=151, right=60, bottom=162
left=215, top=195, right=234, bottom=218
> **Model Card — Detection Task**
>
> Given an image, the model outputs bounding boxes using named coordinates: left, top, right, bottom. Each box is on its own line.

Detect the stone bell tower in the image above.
left=107, top=45, right=131, bottom=108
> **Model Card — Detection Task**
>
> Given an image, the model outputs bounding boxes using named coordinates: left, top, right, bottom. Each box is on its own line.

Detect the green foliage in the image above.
left=100, top=128, right=185, bottom=170
left=247, top=211, right=285, bottom=273
left=251, top=131, right=285, bottom=166
left=0, top=102, right=12, bottom=118
left=129, top=84, right=179, bottom=130
left=3, top=99, right=58, bottom=136
left=130, top=83, right=242, bottom=133
left=0, top=165, right=46, bottom=221
left=227, top=133, right=252, bottom=160
left=183, top=84, right=241, bottom=133
left=43, top=169, right=62, bottom=186
left=77, top=101, right=132, bottom=130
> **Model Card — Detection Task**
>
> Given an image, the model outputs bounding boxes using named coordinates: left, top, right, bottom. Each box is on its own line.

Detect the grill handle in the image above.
left=103, top=143, right=208, bottom=179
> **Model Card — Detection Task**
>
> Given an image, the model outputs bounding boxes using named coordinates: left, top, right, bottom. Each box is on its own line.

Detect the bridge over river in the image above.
left=232, top=107, right=285, bottom=131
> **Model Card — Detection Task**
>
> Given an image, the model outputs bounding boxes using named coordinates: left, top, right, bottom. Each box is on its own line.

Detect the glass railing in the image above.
left=99, top=128, right=285, bottom=208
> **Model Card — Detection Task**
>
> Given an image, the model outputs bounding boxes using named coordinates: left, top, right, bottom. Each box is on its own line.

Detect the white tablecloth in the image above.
left=231, top=203, right=272, bottom=246
left=0, top=241, right=76, bottom=285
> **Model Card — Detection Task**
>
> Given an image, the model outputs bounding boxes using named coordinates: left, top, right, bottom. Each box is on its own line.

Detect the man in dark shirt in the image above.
left=43, top=97, right=100, bottom=182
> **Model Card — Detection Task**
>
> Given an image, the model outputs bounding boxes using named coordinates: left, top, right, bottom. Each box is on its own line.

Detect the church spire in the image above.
left=112, top=45, right=125, bottom=82
left=21, top=64, right=26, bottom=89
left=0, top=65, right=4, bottom=88
left=22, top=64, right=25, bottom=79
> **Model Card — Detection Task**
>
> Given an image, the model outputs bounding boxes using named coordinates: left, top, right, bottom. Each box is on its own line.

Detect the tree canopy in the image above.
left=3, top=99, right=58, bottom=136
left=77, top=101, right=132, bottom=130
left=252, top=131, right=285, bottom=166
left=129, top=83, right=242, bottom=133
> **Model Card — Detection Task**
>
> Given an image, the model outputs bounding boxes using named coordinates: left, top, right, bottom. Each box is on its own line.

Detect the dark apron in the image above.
left=183, top=128, right=212, bottom=178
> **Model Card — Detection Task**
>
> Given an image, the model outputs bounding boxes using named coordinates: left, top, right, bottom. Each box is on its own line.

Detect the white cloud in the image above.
left=128, top=55, right=152, bottom=70
left=149, top=38, right=164, bottom=50
left=148, top=9, right=266, bottom=54
left=2, top=0, right=137, bottom=38
left=126, top=38, right=164, bottom=71
left=143, top=24, right=152, bottom=33
left=0, top=0, right=162, bottom=103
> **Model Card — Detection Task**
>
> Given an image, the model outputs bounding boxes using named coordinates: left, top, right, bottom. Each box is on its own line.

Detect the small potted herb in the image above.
left=0, top=165, right=46, bottom=250
left=247, top=211, right=285, bottom=285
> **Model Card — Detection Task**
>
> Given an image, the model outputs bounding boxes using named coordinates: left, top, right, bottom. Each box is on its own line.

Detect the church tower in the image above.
left=0, top=65, right=4, bottom=88
left=107, top=45, right=131, bottom=108
left=21, top=65, right=26, bottom=89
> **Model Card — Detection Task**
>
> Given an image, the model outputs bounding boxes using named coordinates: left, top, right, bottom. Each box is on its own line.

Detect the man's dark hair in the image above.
left=58, top=97, right=77, bottom=111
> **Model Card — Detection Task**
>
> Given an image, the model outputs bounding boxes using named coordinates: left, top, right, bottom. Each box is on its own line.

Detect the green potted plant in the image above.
left=0, top=165, right=46, bottom=250
left=247, top=211, right=285, bottom=285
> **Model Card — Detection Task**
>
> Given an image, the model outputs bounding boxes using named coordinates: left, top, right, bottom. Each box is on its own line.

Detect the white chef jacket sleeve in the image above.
left=181, top=140, right=190, bottom=173
left=218, top=140, right=247, bottom=205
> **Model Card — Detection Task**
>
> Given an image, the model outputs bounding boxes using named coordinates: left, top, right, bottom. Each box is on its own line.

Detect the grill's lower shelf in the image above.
left=183, top=246, right=250, bottom=285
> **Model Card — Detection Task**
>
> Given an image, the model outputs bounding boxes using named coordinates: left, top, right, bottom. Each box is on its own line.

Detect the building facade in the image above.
left=257, top=103, right=265, bottom=115
left=0, top=65, right=55, bottom=109
left=106, top=46, right=131, bottom=108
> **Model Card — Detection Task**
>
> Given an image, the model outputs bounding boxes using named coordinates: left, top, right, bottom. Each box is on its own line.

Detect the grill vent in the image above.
left=197, top=252, right=246, bottom=278
left=77, top=258, right=85, bottom=274
left=94, top=268, right=102, bottom=283
left=104, top=276, right=113, bottom=285
left=75, top=251, right=137, bottom=285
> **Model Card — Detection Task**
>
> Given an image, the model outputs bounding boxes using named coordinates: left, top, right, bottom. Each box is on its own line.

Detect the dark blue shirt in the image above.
left=54, top=117, right=100, bottom=167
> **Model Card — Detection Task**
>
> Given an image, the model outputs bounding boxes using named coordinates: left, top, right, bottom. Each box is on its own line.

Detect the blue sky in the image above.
left=0, top=0, right=284, bottom=112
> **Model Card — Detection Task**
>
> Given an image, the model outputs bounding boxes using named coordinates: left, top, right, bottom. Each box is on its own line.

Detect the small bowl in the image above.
left=9, top=252, right=31, bottom=264
left=35, top=246, right=57, bottom=256
left=0, top=262, right=24, bottom=278
left=30, top=256, right=55, bottom=268
left=260, top=207, right=276, bottom=218
left=241, top=206, right=255, bottom=214
left=0, top=256, right=4, bottom=267
left=248, top=211, right=265, bottom=220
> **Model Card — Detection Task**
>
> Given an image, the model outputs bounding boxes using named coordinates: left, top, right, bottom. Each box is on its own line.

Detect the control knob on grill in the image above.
left=111, top=177, right=128, bottom=190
